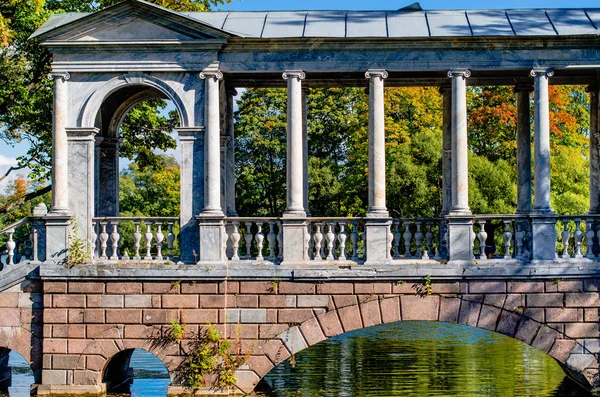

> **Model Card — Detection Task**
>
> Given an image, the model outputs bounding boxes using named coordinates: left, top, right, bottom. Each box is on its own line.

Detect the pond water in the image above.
left=1, top=322, right=594, bottom=397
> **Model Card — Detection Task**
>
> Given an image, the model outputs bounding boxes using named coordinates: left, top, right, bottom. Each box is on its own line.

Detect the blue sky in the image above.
left=0, top=0, right=596, bottom=190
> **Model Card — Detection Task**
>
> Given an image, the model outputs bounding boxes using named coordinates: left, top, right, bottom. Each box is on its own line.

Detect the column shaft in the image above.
left=366, top=69, right=388, bottom=217
left=589, top=85, right=600, bottom=213
left=283, top=70, right=306, bottom=217
left=440, top=85, right=452, bottom=215
left=226, top=89, right=238, bottom=216
left=532, top=68, right=554, bottom=213
left=515, top=85, right=533, bottom=213
left=448, top=70, right=471, bottom=215
left=200, top=70, right=224, bottom=216
left=49, top=72, right=70, bottom=215
left=302, top=89, right=310, bottom=216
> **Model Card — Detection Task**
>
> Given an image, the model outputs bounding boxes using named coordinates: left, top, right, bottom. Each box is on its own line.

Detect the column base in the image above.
left=196, top=216, right=226, bottom=264
left=35, top=384, right=106, bottom=396
left=43, top=215, right=71, bottom=263
left=364, top=218, right=392, bottom=265
left=447, top=217, right=474, bottom=264
left=283, top=210, right=306, bottom=218
left=531, top=216, right=557, bottom=261
left=366, top=209, right=389, bottom=218
left=281, top=219, right=308, bottom=265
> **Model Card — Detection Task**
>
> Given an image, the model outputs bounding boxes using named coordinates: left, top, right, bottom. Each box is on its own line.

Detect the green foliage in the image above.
left=66, top=220, right=90, bottom=267
left=174, top=324, right=248, bottom=392
left=167, top=319, right=185, bottom=343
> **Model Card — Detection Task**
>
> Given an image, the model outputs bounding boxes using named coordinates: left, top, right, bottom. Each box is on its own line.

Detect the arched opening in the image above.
left=0, top=348, right=35, bottom=396
left=103, top=348, right=170, bottom=396
left=256, top=322, right=592, bottom=397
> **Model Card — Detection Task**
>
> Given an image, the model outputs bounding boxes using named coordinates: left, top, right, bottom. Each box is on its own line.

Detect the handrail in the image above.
left=92, top=216, right=178, bottom=221
left=0, top=217, right=30, bottom=235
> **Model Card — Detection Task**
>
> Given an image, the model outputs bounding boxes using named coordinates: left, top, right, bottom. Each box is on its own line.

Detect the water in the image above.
left=0, top=322, right=594, bottom=397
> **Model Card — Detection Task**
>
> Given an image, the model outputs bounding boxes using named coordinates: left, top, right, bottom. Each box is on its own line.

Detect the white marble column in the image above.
left=49, top=72, right=70, bottom=215
left=515, top=84, right=533, bottom=213
left=588, top=84, right=600, bottom=214
left=531, top=68, right=554, bottom=214
left=226, top=88, right=238, bottom=217
left=283, top=70, right=306, bottom=217
left=440, top=84, right=452, bottom=215
left=448, top=69, right=471, bottom=215
left=366, top=69, right=389, bottom=217
left=302, top=88, right=310, bottom=216
left=200, top=69, right=224, bottom=216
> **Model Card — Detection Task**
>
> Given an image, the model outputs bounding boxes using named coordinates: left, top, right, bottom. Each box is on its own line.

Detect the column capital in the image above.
left=283, top=70, right=306, bottom=80
left=365, top=69, right=388, bottom=79
left=176, top=126, right=205, bottom=141
left=447, top=69, right=471, bottom=79
left=530, top=68, right=554, bottom=78
left=200, top=70, right=223, bottom=80
left=48, top=72, right=70, bottom=82
left=514, top=83, right=534, bottom=93
left=66, top=127, right=99, bottom=142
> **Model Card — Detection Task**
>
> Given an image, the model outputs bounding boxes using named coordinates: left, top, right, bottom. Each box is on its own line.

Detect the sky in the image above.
left=0, top=0, right=597, bottom=191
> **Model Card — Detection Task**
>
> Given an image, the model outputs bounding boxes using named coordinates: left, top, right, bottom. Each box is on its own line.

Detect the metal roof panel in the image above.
left=507, top=10, right=557, bottom=36
left=427, top=11, right=471, bottom=37
left=467, top=10, right=514, bottom=36
left=221, top=12, right=267, bottom=37
left=346, top=11, right=387, bottom=37
left=186, top=12, right=229, bottom=30
left=387, top=11, right=430, bottom=37
left=547, top=9, right=597, bottom=35
left=262, top=12, right=307, bottom=38
left=304, top=11, right=347, bottom=37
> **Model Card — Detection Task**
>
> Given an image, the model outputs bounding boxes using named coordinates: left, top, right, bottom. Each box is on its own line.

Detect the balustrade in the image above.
left=224, top=218, right=281, bottom=262
left=306, top=218, right=363, bottom=262
left=92, top=217, right=179, bottom=262
left=472, top=216, right=522, bottom=261
left=392, top=218, right=442, bottom=261
left=0, top=218, right=35, bottom=268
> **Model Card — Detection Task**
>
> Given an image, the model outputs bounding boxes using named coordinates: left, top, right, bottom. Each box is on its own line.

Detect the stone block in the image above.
left=44, top=309, right=67, bottom=324
left=297, top=295, right=329, bottom=308
left=20, top=293, right=42, bottom=309
left=100, top=295, right=123, bottom=308
left=44, top=282, right=67, bottom=293
left=514, top=317, right=540, bottom=345
left=317, top=283, right=353, bottom=295
left=354, top=283, right=392, bottom=294
left=557, top=281, right=584, bottom=292
left=66, top=325, right=86, bottom=339
left=106, top=283, right=142, bottom=294
left=227, top=324, right=258, bottom=340
left=496, top=310, right=520, bottom=337
left=469, top=281, right=506, bottom=294
left=163, top=295, right=198, bottom=308
left=259, top=324, right=289, bottom=339
left=360, top=299, right=381, bottom=328
left=484, top=294, right=506, bottom=308
left=53, top=295, right=85, bottom=308
left=277, top=326, right=308, bottom=354
left=261, top=339, right=290, bottom=364
left=507, top=281, right=545, bottom=293
left=532, top=325, right=561, bottom=353
left=583, top=279, right=600, bottom=292
left=566, top=353, right=597, bottom=371
left=477, top=305, right=501, bottom=331
left=124, top=325, right=151, bottom=339
left=458, top=299, right=481, bottom=327
left=546, top=308, right=578, bottom=322
left=240, top=282, right=273, bottom=294
left=523, top=308, right=545, bottom=323
left=236, top=295, right=259, bottom=308
left=124, top=295, right=152, bottom=308
left=259, top=295, right=288, bottom=308
left=401, top=296, right=439, bottom=321
left=67, top=339, right=91, bottom=354
left=333, top=295, right=358, bottom=309
left=68, top=309, right=84, bottom=323
left=143, top=282, right=179, bottom=294
left=380, top=297, right=400, bottom=323
left=73, top=370, right=99, bottom=385
left=246, top=355, right=274, bottom=378
left=86, top=325, right=121, bottom=339
left=0, top=308, right=20, bottom=326
left=52, top=355, right=83, bottom=370
left=219, top=309, right=239, bottom=323
left=43, top=339, right=67, bottom=354
left=68, top=282, right=104, bottom=294
left=531, top=218, right=557, bottom=261
left=439, top=297, right=460, bottom=323
left=85, top=355, right=105, bottom=372
left=565, top=323, right=599, bottom=339
left=181, top=282, right=218, bottom=294
left=0, top=293, right=18, bottom=307
left=504, top=294, right=525, bottom=311
left=300, top=317, right=326, bottom=346
left=549, top=339, right=577, bottom=362
left=279, top=282, right=315, bottom=294
left=42, top=369, right=68, bottom=385
left=240, top=309, right=267, bottom=323
left=431, top=282, right=460, bottom=294
left=447, top=218, right=473, bottom=262
left=142, top=309, right=175, bottom=324
left=526, top=293, right=564, bottom=307
left=84, top=309, right=105, bottom=324
left=565, top=293, right=600, bottom=307
left=105, top=309, right=140, bottom=324
left=583, top=338, right=600, bottom=353
left=584, top=309, right=598, bottom=322
left=278, top=309, right=314, bottom=324
left=219, top=281, right=239, bottom=294
left=338, top=305, right=362, bottom=332
left=86, top=295, right=100, bottom=308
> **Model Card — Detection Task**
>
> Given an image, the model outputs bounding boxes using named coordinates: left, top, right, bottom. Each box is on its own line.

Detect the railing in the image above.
left=0, top=217, right=35, bottom=268
left=391, top=218, right=444, bottom=261
left=92, top=217, right=180, bottom=262
left=224, top=218, right=281, bottom=262
left=306, top=218, right=364, bottom=262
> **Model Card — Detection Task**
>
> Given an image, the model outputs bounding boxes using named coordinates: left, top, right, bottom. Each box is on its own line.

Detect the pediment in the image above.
left=35, top=0, right=232, bottom=43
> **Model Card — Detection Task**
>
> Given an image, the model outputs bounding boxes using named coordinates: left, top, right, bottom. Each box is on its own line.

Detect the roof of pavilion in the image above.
left=32, top=0, right=600, bottom=40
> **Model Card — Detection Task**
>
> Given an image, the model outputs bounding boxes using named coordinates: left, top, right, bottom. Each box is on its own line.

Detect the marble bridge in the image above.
left=1, top=0, right=600, bottom=395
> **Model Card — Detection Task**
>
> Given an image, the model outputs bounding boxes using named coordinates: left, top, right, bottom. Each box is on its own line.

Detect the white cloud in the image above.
left=0, top=154, right=17, bottom=167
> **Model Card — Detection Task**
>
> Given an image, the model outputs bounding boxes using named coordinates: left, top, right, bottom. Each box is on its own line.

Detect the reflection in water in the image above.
left=1, top=323, right=594, bottom=397
left=257, top=322, right=592, bottom=397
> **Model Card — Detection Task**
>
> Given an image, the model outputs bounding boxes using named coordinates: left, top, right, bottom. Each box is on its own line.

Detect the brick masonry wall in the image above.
left=27, top=278, right=600, bottom=394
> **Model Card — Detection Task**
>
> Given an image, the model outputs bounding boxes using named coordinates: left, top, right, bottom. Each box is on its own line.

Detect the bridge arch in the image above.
left=241, top=295, right=595, bottom=394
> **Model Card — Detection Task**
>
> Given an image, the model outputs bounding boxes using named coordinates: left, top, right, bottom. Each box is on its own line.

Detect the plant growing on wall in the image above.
left=66, top=220, right=90, bottom=267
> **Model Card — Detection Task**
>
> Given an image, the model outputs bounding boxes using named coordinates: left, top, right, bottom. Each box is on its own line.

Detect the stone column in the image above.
left=514, top=84, right=534, bottom=260
left=177, top=127, right=204, bottom=264
left=531, top=68, right=556, bottom=261
left=439, top=84, right=452, bottom=259
left=447, top=69, right=473, bottom=263
left=226, top=88, right=238, bottom=217
left=97, top=137, right=121, bottom=217
left=588, top=84, right=600, bottom=214
left=281, top=70, right=308, bottom=264
left=197, top=68, right=225, bottom=263
left=67, top=128, right=98, bottom=249
left=364, top=69, right=392, bottom=264
left=48, top=72, right=70, bottom=215
left=220, top=136, right=229, bottom=213
left=302, top=88, right=310, bottom=216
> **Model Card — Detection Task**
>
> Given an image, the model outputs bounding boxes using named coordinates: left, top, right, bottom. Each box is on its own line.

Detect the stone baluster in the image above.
left=313, top=224, right=324, bottom=261
left=561, top=220, right=571, bottom=259
left=477, top=220, right=487, bottom=261
left=414, top=221, right=423, bottom=259
left=244, top=221, right=253, bottom=259
left=425, top=223, right=434, bottom=260
left=277, top=221, right=283, bottom=259
left=99, top=221, right=109, bottom=260
left=515, top=221, right=524, bottom=260
left=351, top=220, right=359, bottom=261
left=586, top=218, right=595, bottom=259
left=267, top=220, right=277, bottom=260
left=33, top=229, right=39, bottom=263
left=109, top=221, right=120, bottom=261
left=155, top=223, right=165, bottom=261
left=133, top=221, right=141, bottom=261
left=434, top=221, right=442, bottom=261
left=392, top=220, right=401, bottom=259
left=503, top=220, right=513, bottom=260
left=304, top=223, right=312, bottom=260
left=144, top=222, right=153, bottom=261
left=403, top=221, right=412, bottom=258
left=338, top=222, right=347, bottom=261
left=6, top=230, right=15, bottom=266
left=255, top=222, right=265, bottom=261
left=230, top=222, right=241, bottom=260
left=167, top=221, right=175, bottom=261
left=574, top=218, right=583, bottom=259
left=325, top=222, right=335, bottom=260
left=91, top=222, right=98, bottom=260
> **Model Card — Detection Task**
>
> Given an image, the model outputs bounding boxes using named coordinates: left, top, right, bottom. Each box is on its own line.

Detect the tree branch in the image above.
left=0, top=184, right=51, bottom=214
